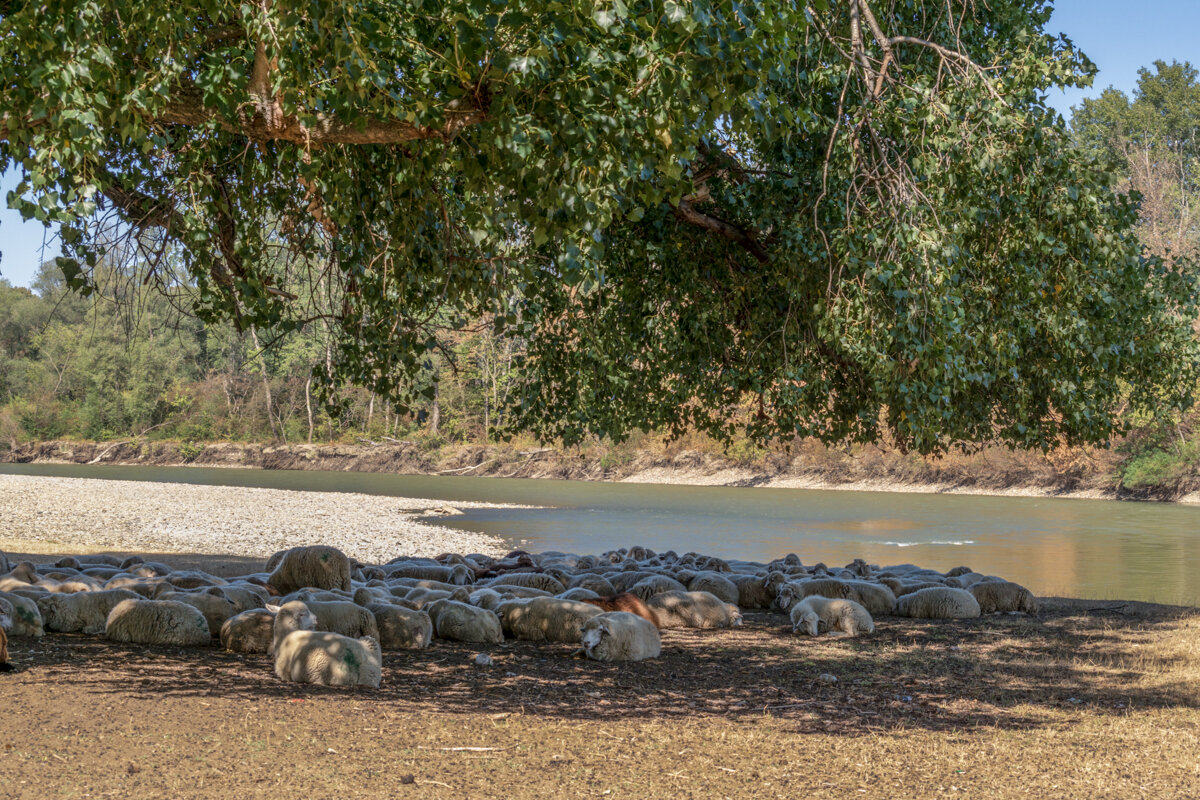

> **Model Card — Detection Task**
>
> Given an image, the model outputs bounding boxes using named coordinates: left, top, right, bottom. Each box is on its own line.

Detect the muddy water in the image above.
left=4, top=463, right=1198, bottom=605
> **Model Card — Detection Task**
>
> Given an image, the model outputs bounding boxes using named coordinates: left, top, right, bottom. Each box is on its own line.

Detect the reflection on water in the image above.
left=3, top=463, right=1198, bottom=606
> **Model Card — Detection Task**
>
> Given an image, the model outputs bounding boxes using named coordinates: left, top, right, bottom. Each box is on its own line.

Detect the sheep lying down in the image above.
left=580, top=612, right=661, bottom=662
left=789, top=595, right=874, bottom=638
left=270, top=601, right=381, bottom=689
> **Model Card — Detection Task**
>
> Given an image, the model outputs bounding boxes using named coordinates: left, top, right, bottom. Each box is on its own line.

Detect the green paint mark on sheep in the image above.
left=343, top=649, right=360, bottom=669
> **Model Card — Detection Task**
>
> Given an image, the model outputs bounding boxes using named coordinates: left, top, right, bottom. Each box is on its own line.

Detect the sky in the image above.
left=1, top=0, right=1197, bottom=290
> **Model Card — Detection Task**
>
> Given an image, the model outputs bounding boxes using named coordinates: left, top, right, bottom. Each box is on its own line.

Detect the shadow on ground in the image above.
left=7, top=594, right=1198, bottom=735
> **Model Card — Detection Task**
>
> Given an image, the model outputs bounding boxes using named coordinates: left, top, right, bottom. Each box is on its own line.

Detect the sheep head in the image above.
left=794, top=610, right=819, bottom=637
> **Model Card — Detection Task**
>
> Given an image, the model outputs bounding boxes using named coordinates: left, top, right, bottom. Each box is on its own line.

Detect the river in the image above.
left=4, top=463, right=1198, bottom=606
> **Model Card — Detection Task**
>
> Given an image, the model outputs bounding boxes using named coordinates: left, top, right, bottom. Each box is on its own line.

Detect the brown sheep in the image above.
left=580, top=593, right=661, bottom=629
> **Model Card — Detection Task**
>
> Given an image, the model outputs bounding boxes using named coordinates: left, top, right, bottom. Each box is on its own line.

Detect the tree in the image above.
left=1070, top=60, right=1200, bottom=262
left=1, top=0, right=1196, bottom=454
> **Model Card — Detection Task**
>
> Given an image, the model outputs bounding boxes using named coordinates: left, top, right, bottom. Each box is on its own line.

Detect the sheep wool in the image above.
left=580, top=612, right=662, bottom=662
left=969, top=581, right=1040, bottom=614
left=36, top=588, right=142, bottom=635
left=220, top=609, right=277, bottom=653
left=646, top=590, right=743, bottom=629
left=627, top=575, right=688, bottom=602
left=685, top=572, right=740, bottom=605
left=426, top=599, right=504, bottom=644
left=0, top=591, right=44, bottom=638
left=496, top=597, right=602, bottom=643
left=272, top=602, right=382, bottom=689
left=895, top=587, right=982, bottom=619
left=365, top=602, right=433, bottom=650
left=266, top=546, right=353, bottom=595
left=789, top=596, right=875, bottom=637
left=105, top=598, right=212, bottom=646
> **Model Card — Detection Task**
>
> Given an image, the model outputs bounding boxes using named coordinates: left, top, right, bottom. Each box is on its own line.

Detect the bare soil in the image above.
left=2, top=549, right=1199, bottom=799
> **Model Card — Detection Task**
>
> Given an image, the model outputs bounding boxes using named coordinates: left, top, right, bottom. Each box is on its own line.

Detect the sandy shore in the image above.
left=0, top=474, right=513, bottom=563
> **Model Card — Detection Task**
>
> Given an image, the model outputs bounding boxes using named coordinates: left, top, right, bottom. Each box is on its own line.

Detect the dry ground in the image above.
left=2, top=549, right=1199, bottom=799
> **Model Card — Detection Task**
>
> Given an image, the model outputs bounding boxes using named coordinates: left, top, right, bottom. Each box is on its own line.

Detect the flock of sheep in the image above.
left=0, top=545, right=1039, bottom=687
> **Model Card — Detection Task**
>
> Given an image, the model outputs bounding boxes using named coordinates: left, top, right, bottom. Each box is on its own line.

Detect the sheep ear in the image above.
left=265, top=603, right=280, bottom=614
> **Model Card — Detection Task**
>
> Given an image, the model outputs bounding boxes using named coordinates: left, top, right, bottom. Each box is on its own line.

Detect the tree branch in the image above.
left=673, top=196, right=769, bottom=263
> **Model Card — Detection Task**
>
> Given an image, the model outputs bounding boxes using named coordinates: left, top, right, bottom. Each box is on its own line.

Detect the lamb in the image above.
left=579, top=611, right=662, bottom=662
left=646, top=590, right=743, bottom=629
left=220, top=608, right=277, bottom=653
left=496, top=597, right=602, bottom=643
left=895, top=587, right=981, bottom=619
left=684, top=572, right=740, bottom=605
left=0, top=591, right=44, bottom=638
left=627, top=575, right=688, bottom=601
left=425, top=599, right=504, bottom=644
left=266, top=546, right=353, bottom=594
left=271, top=601, right=381, bottom=689
left=365, top=602, right=432, bottom=650
left=969, top=581, right=1039, bottom=614
left=36, top=588, right=142, bottom=634
left=580, top=592, right=662, bottom=628
left=482, top=572, right=566, bottom=594
left=789, top=596, right=875, bottom=637
left=105, top=598, right=212, bottom=646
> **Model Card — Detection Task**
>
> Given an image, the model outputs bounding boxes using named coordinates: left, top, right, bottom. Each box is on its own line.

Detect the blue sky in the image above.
left=1, top=0, right=1197, bottom=290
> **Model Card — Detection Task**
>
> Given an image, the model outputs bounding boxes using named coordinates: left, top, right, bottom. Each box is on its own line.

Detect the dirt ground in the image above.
left=2, top=549, right=1200, bottom=799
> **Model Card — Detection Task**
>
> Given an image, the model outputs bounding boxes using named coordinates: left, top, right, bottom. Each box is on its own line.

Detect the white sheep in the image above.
left=384, top=563, right=473, bottom=585
left=271, top=601, right=382, bottom=689
left=895, top=587, right=981, bottom=619
left=646, top=590, right=743, bottom=629
left=0, top=591, right=44, bottom=638
left=608, top=571, right=661, bottom=594
left=266, top=546, right=353, bottom=594
left=565, top=574, right=616, bottom=596
left=579, top=612, right=662, bottom=662
left=220, top=608, right=277, bottom=653
left=483, top=584, right=553, bottom=600
left=969, top=581, right=1039, bottom=614
left=105, top=598, right=212, bottom=646
left=496, top=597, right=602, bottom=643
left=36, top=588, right=142, bottom=634
left=727, top=573, right=776, bottom=609
left=468, top=587, right=505, bottom=612
left=842, top=580, right=897, bottom=616
left=789, top=596, right=875, bottom=637
left=558, top=587, right=601, bottom=601
left=365, top=602, right=432, bottom=650
left=294, top=600, right=380, bottom=642
left=163, top=570, right=228, bottom=590
left=425, top=599, right=504, bottom=644
left=155, top=590, right=238, bottom=639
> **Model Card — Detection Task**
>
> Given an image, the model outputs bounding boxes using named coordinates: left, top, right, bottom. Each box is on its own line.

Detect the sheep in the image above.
left=271, top=601, right=381, bottom=689
left=789, top=596, right=875, bottom=637
left=685, top=572, right=740, bottom=605
left=353, top=586, right=394, bottom=607
left=266, top=546, right=353, bottom=594
left=105, top=598, right=212, bottom=646
left=627, top=575, right=688, bottom=601
left=969, top=581, right=1039, bottom=614
left=104, top=576, right=162, bottom=596
left=895, top=587, right=981, bottom=619
left=944, top=572, right=992, bottom=589
left=279, top=589, right=352, bottom=604
left=365, top=602, right=432, bottom=650
left=727, top=573, right=776, bottom=609
left=56, top=554, right=123, bottom=569
left=775, top=579, right=853, bottom=613
left=425, top=599, right=504, bottom=644
left=468, top=588, right=505, bottom=612
left=484, top=585, right=553, bottom=600
left=296, top=600, right=380, bottom=642
left=482, top=572, right=566, bottom=594
left=565, top=574, right=616, bottom=596
left=385, top=576, right=465, bottom=593
left=36, top=588, right=142, bottom=634
left=0, top=591, right=44, bottom=638
left=155, top=590, right=238, bottom=638
left=646, top=590, right=743, bottom=629
left=579, top=611, right=662, bottom=662
left=842, top=580, right=897, bottom=616
left=607, top=571, right=661, bottom=593
left=496, top=597, right=602, bottom=643
left=400, top=586, right=471, bottom=609
left=579, top=593, right=661, bottom=628
left=220, top=608, right=277, bottom=653
left=383, top=563, right=473, bottom=586
left=216, top=584, right=270, bottom=613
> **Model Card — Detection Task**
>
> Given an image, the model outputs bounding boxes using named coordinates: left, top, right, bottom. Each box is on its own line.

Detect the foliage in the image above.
left=1, top=1, right=1198, bottom=454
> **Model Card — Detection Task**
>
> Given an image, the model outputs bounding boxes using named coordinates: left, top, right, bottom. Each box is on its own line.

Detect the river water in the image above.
left=4, top=463, right=1198, bottom=606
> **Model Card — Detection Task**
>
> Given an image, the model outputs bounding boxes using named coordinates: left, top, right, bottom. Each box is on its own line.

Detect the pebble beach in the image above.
left=0, top=474, right=512, bottom=563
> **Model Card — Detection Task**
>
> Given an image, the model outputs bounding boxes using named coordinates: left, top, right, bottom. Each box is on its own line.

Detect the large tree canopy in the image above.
left=1, top=0, right=1197, bottom=453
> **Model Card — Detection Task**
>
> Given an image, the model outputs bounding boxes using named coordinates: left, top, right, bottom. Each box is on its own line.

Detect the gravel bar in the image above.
left=0, top=474, right=513, bottom=562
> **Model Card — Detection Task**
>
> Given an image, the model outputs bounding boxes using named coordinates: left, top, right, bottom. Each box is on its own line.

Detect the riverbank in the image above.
left=6, top=437, right=1196, bottom=503
left=0, top=473, right=511, bottom=563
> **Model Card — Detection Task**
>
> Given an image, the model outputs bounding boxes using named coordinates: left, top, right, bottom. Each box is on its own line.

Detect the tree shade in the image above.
left=1, top=0, right=1196, bottom=453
